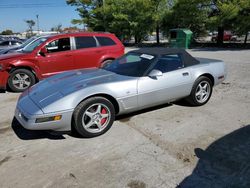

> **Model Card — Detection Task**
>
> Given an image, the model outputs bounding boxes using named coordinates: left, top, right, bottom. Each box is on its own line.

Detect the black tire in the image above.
left=8, top=69, right=36, bottom=92
left=211, top=37, right=217, bottom=42
left=101, top=59, right=113, bottom=68
left=73, top=97, right=115, bottom=138
left=230, top=37, right=237, bottom=42
left=186, top=76, right=213, bottom=106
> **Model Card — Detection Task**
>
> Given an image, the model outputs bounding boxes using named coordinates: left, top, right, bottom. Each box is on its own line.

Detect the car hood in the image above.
left=28, top=68, right=124, bottom=110
left=0, top=52, right=27, bottom=61
left=0, top=49, right=9, bottom=55
left=0, top=45, right=20, bottom=50
left=0, top=46, right=21, bottom=55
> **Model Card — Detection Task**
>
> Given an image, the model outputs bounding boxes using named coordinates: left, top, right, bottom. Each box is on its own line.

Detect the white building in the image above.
left=19, top=30, right=59, bottom=38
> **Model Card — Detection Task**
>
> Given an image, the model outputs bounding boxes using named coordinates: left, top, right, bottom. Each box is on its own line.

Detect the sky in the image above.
left=0, top=0, right=81, bottom=33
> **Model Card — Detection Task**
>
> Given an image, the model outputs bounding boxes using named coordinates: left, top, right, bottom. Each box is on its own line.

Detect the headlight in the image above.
left=35, top=115, right=62, bottom=123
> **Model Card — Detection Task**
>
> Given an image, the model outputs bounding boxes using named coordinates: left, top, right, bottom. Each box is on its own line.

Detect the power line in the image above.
left=0, top=3, right=68, bottom=9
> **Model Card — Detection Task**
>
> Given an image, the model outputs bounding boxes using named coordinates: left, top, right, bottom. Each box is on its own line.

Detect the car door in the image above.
left=0, top=41, right=10, bottom=46
left=95, top=36, right=123, bottom=59
left=11, top=41, right=22, bottom=46
left=37, top=37, right=75, bottom=77
left=138, top=54, right=193, bottom=108
left=70, top=36, right=101, bottom=69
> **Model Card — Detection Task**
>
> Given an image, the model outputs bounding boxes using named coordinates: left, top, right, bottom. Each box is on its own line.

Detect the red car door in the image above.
left=71, top=36, right=103, bottom=69
left=37, top=37, right=75, bottom=77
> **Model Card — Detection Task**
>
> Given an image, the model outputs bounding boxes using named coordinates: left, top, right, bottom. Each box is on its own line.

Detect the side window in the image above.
left=12, top=41, right=21, bottom=45
left=96, top=36, right=116, bottom=46
left=46, top=38, right=70, bottom=53
left=117, top=54, right=142, bottom=65
left=75, top=36, right=96, bottom=49
left=154, top=54, right=183, bottom=73
left=0, top=41, right=10, bottom=46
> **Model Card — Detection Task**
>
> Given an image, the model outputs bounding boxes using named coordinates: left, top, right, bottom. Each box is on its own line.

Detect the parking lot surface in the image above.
left=0, top=48, right=249, bottom=188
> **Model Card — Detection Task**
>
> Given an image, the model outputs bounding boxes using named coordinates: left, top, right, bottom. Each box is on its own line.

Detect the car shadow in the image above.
left=0, top=87, right=18, bottom=93
left=11, top=101, right=201, bottom=140
left=172, top=99, right=195, bottom=107
left=0, top=89, right=6, bottom=93
left=116, top=103, right=173, bottom=121
left=116, top=100, right=195, bottom=122
left=178, top=124, right=250, bottom=188
left=11, top=118, right=66, bottom=140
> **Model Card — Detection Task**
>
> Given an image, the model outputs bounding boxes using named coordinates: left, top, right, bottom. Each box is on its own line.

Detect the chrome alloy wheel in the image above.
left=82, top=103, right=111, bottom=133
left=195, top=81, right=211, bottom=103
left=12, top=73, right=31, bottom=90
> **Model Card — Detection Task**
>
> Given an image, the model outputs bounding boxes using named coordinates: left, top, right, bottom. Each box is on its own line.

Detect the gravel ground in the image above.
left=0, top=48, right=249, bottom=188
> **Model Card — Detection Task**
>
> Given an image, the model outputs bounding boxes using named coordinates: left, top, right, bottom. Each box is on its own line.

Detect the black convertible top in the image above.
left=131, top=47, right=200, bottom=67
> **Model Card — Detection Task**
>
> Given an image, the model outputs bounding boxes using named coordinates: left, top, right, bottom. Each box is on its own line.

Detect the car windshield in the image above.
left=22, top=37, right=48, bottom=53
left=20, top=36, right=38, bottom=48
left=103, top=52, right=155, bottom=77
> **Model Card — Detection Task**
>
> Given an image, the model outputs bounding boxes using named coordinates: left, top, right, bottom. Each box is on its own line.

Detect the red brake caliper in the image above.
left=101, top=108, right=107, bottom=125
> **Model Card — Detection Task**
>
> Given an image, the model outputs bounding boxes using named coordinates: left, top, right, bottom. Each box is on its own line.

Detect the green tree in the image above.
left=207, top=0, right=239, bottom=45
left=235, top=0, right=250, bottom=44
left=66, top=0, right=103, bottom=28
left=162, top=0, right=209, bottom=37
left=25, top=19, right=35, bottom=37
left=51, top=24, right=63, bottom=33
left=1, top=29, right=13, bottom=35
left=106, top=0, right=154, bottom=43
left=67, top=0, right=155, bottom=43
left=152, top=0, right=173, bottom=44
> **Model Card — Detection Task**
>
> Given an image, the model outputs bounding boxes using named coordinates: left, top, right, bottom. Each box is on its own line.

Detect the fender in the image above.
left=97, top=55, right=116, bottom=66
left=8, top=60, right=43, bottom=80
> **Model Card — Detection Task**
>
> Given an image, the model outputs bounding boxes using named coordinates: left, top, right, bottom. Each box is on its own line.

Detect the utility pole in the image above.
left=36, top=14, right=40, bottom=35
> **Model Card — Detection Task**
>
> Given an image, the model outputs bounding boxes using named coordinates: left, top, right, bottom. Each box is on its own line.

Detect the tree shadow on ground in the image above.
left=178, top=124, right=250, bottom=188
left=190, top=47, right=250, bottom=52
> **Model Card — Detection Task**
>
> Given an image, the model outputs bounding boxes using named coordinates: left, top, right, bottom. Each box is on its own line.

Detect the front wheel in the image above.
left=73, top=97, right=115, bottom=138
left=186, top=76, right=213, bottom=106
left=8, top=69, right=36, bottom=92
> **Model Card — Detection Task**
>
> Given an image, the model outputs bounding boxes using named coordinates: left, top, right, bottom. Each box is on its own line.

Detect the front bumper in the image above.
left=15, top=96, right=74, bottom=132
left=0, top=71, right=9, bottom=90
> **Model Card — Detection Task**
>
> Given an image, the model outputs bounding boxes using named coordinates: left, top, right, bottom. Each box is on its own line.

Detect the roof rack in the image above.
left=93, top=31, right=111, bottom=34
left=61, top=30, right=111, bottom=34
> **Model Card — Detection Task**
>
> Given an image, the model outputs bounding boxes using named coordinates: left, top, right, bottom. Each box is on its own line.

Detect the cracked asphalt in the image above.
left=0, top=48, right=249, bottom=188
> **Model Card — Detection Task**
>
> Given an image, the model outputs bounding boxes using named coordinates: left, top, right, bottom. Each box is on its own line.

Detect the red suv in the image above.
left=211, top=31, right=237, bottom=42
left=0, top=32, right=124, bottom=92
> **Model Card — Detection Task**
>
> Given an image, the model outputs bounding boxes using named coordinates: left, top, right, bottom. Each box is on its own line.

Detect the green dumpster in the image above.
left=169, top=29, right=193, bottom=49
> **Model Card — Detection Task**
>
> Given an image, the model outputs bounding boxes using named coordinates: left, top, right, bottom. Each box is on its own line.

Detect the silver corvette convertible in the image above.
left=15, top=48, right=226, bottom=137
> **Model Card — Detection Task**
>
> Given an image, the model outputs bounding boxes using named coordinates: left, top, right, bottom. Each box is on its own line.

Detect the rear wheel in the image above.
left=101, top=59, right=113, bottom=68
left=186, top=76, right=213, bottom=106
left=230, top=37, right=237, bottom=42
left=8, top=69, right=36, bottom=92
left=73, top=97, right=115, bottom=138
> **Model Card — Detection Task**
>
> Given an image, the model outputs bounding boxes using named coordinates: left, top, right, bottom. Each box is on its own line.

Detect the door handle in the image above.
left=64, top=54, right=72, bottom=57
left=182, top=72, right=189, bottom=76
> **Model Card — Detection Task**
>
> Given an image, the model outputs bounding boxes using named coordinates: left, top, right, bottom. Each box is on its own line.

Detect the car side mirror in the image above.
left=148, top=69, right=163, bottom=78
left=39, top=47, right=47, bottom=56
